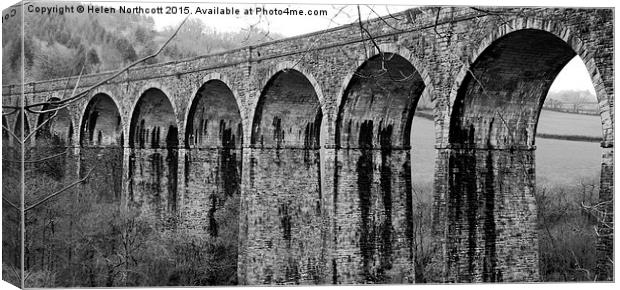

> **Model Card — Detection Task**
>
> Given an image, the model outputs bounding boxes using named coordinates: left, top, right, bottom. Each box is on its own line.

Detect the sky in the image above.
left=549, top=56, right=596, bottom=95
left=1, top=0, right=608, bottom=96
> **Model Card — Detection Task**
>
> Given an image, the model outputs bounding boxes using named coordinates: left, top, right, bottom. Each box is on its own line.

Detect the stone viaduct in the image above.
left=2, top=6, right=614, bottom=284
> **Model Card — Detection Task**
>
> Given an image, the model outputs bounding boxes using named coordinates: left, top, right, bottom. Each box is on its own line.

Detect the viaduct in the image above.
left=2, top=6, right=614, bottom=284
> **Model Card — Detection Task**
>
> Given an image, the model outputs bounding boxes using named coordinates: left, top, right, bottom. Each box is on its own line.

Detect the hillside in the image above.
left=2, top=6, right=282, bottom=85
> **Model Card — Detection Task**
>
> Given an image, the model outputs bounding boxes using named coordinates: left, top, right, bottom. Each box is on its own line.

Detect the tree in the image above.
left=115, top=37, right=138, bottom=62
left=2, top=15, right=190, bottom=288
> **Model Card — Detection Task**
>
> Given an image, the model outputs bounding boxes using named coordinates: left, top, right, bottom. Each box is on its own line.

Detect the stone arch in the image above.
left=449, top=28, right=577, bottom=148
left=333, top=51, right=425, bottom=283
left=181, top=75, right=243, bottom=283
left=250, top=61, right=326, bottom=146
left=184, top=73, right=243, bottom=149
left=126, top=82, right=178, bottom=147
left=442, top=26, right=609, bottom=282
left=127, top=87, right=179, bottom=221
left=334, top=42, right=436, bottom=148
left=335, top=43, right=435, bottom=117
left=447, top=20, right=612, bottom=144
left=79, top=92, right=124, bottom=201
left=35, top=97, right=74, bottom=147
left=245, top=66, right=325, bottom=284
left=251, top=67, right=323, bottom=148
left=79, top=93, right=123, bottom=147
left=129, top=87, right=179, bottom=149
left=184, top=73, right=243, bottom=135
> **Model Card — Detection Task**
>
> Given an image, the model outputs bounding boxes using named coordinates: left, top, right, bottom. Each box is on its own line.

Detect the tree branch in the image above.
left=3, top=148, right=69, bottom=164
left=291, top=5, right=351, bottom=69
left=23, top=110, right=58, bottom=142
left=2, top=107, right=20, bottom=116
left=2, top=123, right=21, bottom=144
left=25, top=168, right=94, bottom=212
left=20, top=15, right=190, bottom=111
left=2, top=196, right=19, bottom=211
left=364, top=5, right=408, bottom=33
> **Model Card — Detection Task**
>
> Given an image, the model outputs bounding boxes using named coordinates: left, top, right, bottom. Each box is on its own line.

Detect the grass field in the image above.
left=537, top=109, right=602, bottom=138
left=409, top=110, right=601, bottom=187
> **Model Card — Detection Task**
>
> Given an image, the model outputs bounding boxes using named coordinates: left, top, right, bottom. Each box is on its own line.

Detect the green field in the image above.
left=537, top=109, right=602, bottom=138
left=409, top=110, right=601, bottom=187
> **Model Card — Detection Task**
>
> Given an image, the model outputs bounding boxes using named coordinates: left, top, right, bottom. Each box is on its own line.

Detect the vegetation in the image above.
left=544, top=90, right=598, bottom=115
left=19, top=145, right=238, bottom=287
left=3, top=7, right=251, bottom=286
left=537, top=180, right=601, bottom=281
left=2, top=136, right=21, bottom=288
left=2, top=6, right=282, bottom=84
left=410, top=182, right=442, bottom=283
left=536, top=109, right=602, bottom=139
left=409, top=180, right=602, bottom=282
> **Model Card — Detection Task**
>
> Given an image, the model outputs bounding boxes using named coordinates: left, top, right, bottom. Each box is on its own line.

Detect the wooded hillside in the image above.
left=2, top=7, right=281, bottom=84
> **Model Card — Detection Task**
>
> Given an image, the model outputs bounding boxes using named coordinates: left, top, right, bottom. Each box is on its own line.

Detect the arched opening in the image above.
left=36, top=98, right=74, bottom=147
left=535, top=56, right=603, bottom=281
left=129, top=89, right=178, bottom=149
left=80, top=93, right=122, bottom=147
left=186, top=80, right=242, bottom=149
left=409, top=90, right=436, bottom=283
left=34, top=99, right=73, bottom=181
left=446, top=29, right=603, bottom=282
left=79, top=93, right=123, bottom=202
left=334, top=53, right=424, bottom=283
left=248, top=69, right=323, bottom=284
left=251, top=69, right=322, bottom=148
left=128, top=88, right=179, bottom=223
left=183, top=80, right=242, bottom=285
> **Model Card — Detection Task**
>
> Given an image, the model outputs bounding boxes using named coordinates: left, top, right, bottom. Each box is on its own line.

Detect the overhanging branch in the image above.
left=25, top=168, right=95, bottom=212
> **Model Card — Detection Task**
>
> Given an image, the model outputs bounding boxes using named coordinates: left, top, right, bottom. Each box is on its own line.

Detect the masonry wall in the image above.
left=330, top=54, right=421, bottom=283
left=442, top=148, right=538, bottom=282
left=245, top=148, right=325, bottom=284
left=182, top=149, right=241, bottom=235
left=333, top=149, right=414, bottom=283
left=596, top=146, right=614, bottom=279
left=242, top=68, right=327, bottom=284
left=80, top=147, right=123, bottom=202
left=128, top=148, right=179, bottom=226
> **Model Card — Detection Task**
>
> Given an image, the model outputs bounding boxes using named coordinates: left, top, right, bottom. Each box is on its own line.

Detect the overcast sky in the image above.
left=4, top=0, right=612, bottom=96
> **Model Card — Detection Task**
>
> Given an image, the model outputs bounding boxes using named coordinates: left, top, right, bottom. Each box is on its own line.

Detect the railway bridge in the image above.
left=2, top=6, right=614, bottom=283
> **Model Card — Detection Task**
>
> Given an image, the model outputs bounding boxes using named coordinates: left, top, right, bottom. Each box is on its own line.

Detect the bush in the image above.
left=536, top=179, right=600, bottom=281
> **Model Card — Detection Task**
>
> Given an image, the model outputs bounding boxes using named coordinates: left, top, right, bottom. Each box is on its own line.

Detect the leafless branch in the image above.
left=364, top=5, right=408, bottom=33
left=3, top=107, right=20, bottom=116
left=7, top=15, right=190, bottom=113
left=357, top=5, right=371, bottom=58
left=23, top=110, right=58, bottom=142
left=3, top=148, right=68, bottom=163
left=433, top=7, right=447, bottom=39
left=2, top=123, right=21, bottom=143
left=2, top=196, right=19, bottom=211
left=291, top=5, right=352, bottom=69
left=25, top=168, right=95, bottom=212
